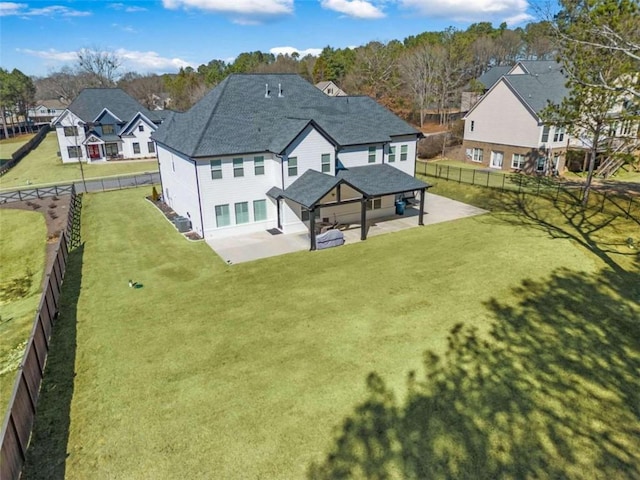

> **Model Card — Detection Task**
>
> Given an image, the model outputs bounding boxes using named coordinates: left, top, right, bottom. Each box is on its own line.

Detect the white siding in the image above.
left=56, top=111, right=87, bottom=164
left=464, top=80, right=541, bottom=148
left=157, top=145, right=202, bottom=235
left=122, top=118, right=157, bottom=159
left=282, top=124, right=335, bottom=188
left=338, top=145, right=378, bottom=168
left=388, top=135, right=417, bottom=176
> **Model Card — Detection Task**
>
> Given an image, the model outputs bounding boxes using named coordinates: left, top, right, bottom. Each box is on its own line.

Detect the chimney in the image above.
left=278, top=83, right=283, bottom=98
left=265, top=84, right=271, bottom=98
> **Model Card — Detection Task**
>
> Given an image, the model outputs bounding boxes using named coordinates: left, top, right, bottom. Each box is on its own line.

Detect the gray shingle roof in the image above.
left=152, top=74, right=419, bottom=158
left=477, top=66, right=512, bottom=89
left=281, top=164, right=430, bottom=209
left=67, top=88, right=162, bottom=124
left=504, top=68, right=569, bottom=115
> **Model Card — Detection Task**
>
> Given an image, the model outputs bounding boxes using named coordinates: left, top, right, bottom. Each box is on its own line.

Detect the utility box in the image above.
left=174, top=216, right=191, bottom=233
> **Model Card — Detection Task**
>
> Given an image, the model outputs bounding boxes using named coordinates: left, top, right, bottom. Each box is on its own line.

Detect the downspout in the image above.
left=193, top=158, right=205, bottom=237
left=275, top=152, right=285, bottom=230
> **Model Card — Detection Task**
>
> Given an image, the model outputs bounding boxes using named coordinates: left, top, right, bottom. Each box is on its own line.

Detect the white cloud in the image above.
left=319, top=0, right=385, bottom=19
left=18, top=47, right=192, bottom=73
left=0, top=2, right=91, bottom=17
left=270, top=46, right=323, bottom=57
left=112, top=23, right=137, bottom=33
left=399, top=0, right=532, bottom=24
left=162, top=0, right=293, bottom=23
left=109, top=3, right=148, bottom=12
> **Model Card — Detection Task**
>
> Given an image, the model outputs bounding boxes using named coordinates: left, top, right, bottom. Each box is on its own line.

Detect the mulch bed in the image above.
left=146, top=196, right=202, bottom=241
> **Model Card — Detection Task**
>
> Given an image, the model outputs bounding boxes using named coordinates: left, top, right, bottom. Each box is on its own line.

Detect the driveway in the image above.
left=207, top=193, right=488, bottom=264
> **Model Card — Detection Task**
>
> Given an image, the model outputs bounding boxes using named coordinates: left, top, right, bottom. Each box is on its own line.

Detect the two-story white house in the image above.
left=152, top=74, right=428, bottom=248
left=54, top=88, right=166, bottom=164
left=463, top=61, right=570, bottom=175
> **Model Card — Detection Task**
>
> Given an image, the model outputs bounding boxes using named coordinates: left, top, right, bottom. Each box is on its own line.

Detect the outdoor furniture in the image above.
left=316, top=229, right=345, bottom=249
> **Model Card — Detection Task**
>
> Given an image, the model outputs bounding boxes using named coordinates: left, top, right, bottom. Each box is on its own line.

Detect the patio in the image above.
left=206, top=193, right=488, bottom=264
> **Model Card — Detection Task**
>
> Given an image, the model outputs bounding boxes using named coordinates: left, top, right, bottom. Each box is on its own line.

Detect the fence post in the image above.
left=447, top=165, right=450, bottom=181
left=486, top=171, right=490, bottom=187
left=458, top=167, right=462, bottom=183
left=134, top=175, right=138, bottom=187
left=117, top=177, right=122, bottom=189
left=101, top=179, right=105, bottom=192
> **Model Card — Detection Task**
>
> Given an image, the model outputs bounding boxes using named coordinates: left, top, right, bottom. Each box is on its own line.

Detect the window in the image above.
left=490, top=151, right=504, bottom=169
left=235, top=202, right=249, bottom=224
left=148, top=142, right=155, bottom=154
left=471, top=148, right=483, bottom=162
left=133, top=143, right=140, bottom=154
left=210, top=159, right=222, bottom=179
left=233, top=158, right=244, bottom=177
left=400, top=145, right=408, bottom=161
left=138, top=125, right=144, bottom=132
left=254, top=156, right=264, bottom=175
left=301, top=208, right=320, bottom=222
left=63, top=126, right=77, bottom=137
left=553, top=126, right=565, bottom=142
left=536, top=157, right=546, bottom=172
left=321, top=153, right=331, bottom=173
left=470, top=120, right=475, bottom=132
left=512, top=153, right=526, bottom=169
left=105, top=143, right=118, bottom=156
left=366, top=197, right=382, bottom=210
left=215, top=204, right=230, bottom=227
left=253, top=200, right=267, bottom=221
left=102, top=124, right=115, bottom=135
left=67, top=146, right=82, bottom=158
left=541, top=125, right=550, bottom=143
left=288, top=157, right=297, bottom=176
left=388, top=146, right=396, bottom=163
left=368, top=146, right=376, bottom=163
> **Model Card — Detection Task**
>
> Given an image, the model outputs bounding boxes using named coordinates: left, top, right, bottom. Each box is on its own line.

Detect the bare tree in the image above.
left=400, top=45, right=443, bottom=127
left=118, top=72, right=166, bottom=110
left=77, top=47, right=122, bottom=87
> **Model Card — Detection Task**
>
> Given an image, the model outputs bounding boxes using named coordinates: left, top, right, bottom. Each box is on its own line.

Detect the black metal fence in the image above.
left=0, top=126, right=50, bottom=177
left=0, top=186, right=81, bottom=480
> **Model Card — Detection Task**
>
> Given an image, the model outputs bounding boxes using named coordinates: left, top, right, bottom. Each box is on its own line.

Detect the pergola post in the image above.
left=309, top=208, right=317, bottom=251
left=418, top=188, right=426, bottom=226
left=360, top=198, right=367, bottom=241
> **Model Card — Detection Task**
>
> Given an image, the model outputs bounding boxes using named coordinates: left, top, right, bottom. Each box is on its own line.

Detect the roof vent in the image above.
left=265, top=84, right=271, bottom=98
left=278, top=83, right=283, bottom=98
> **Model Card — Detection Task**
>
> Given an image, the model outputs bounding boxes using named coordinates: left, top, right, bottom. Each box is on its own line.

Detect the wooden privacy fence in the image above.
left=0, top=186, right=80, bottom=480
left=0, top=125, right=50, bottom=177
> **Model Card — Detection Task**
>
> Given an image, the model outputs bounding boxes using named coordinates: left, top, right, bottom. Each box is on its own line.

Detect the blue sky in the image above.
left=1, top=0, right=548, bottom=77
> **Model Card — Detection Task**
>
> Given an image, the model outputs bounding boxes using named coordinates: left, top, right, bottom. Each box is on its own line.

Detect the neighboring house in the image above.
left=315, top=80, right=347, bottom=97
left=28, top=99, right=67, bottom=124
left=460, top=66, right=512, bottom=112
left=463, top=61, right=570, bottom=175
left=153, top=74, right=428, bottom=247
left=54, top=88, right=164, bottom=164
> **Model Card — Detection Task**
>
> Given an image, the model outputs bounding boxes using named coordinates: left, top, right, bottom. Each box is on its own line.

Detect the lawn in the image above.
left=0, top=133, right=35, bottom=166
left=24, top=185, right=640, bottom=479
left=0, top=132, right=158, bottom=190
left=0, top=208, right=46, bottom=413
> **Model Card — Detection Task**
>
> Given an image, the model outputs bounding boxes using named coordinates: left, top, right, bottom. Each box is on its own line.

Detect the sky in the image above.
left=0, top=0, right=550, bottom=77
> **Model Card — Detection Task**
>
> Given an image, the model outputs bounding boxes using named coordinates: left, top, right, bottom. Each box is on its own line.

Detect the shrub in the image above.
left=152, top=186, right=159, bottom=202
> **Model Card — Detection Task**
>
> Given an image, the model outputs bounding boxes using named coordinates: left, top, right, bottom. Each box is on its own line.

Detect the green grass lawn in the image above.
left=0, top=132, right=158, bottom=190
left=0, top=133, right=35, bottom=166
left=23, top=185, right=640, bottom=479
left=0, top=208, right=46, bottom=413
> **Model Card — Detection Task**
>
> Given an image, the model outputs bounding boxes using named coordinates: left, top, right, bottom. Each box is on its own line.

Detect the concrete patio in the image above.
left=207, top=193, right=488, bottom=264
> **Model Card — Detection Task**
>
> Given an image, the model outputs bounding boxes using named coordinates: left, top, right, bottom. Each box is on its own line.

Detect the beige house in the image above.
left=463, top=61, right=569, bottom=175
left=315, top=81, right=347, bottom=97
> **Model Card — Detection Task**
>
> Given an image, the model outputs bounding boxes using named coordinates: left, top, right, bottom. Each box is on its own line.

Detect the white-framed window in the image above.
left=105, top=143, right=118, bottom=156
left=67, top=146, right=82, bottom=158
left=541, top=125, right=550, bottom=143
left=254, top=156, right=264, bottom=175
left=233, top=158, right=244, bottom=177
left=388, top=146, right=396, bottom=163
left=210, top=159, right=222, bottom=179
left=553, top=126, right=565, bottom=142
left=133, top=143, right=141, bottom=154
left=138, top=125, right=144, bottom=132
left=536, top=157, right=546, bottom=172
left=63, top=126, right=77, bottom=137
left=102, top=124, right=115, bottom=135
left=400, top=145, right=408, bottom=161
left=366, top=197, right=382, bottom=210
left=215, top=204, right=230, bottom=227
left=235, top=202, right=249, bottom=224
left=512, top=153, right=526, bottom=169
left=471, top=148, right=483, bottom=162
left=321, top=153, right=331, bottom=173
left=288, top=157, right=297, bottom=176
left=368, top=146, right=376, bottom=163
left=470, top=120, right=475, bottom=132
left=148, top=142, right=155, bottom=154
left=253, top=200, right=267, bottom=221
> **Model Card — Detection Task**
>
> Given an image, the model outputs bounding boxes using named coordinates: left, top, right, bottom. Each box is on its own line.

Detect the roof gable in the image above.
left=67, top=88, right=161, bottom=124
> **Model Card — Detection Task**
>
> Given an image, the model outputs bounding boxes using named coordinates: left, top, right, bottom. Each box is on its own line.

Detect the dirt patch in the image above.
left=0, top=196, right=71, bottom=282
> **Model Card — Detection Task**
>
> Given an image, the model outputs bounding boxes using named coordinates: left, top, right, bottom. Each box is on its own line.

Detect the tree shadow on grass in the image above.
left=309, top=265, right=640, bottom=479
left=21, top=244, right=84, bottom=480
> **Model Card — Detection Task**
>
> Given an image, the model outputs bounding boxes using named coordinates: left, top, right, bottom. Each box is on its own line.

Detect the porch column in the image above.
left=309, top=208, right=317, bottom=251
left=418, top=188, right=426, bottom=226
left=277, top=199, right=282, bottom=230
left=360, top=198, right=367, bottom=241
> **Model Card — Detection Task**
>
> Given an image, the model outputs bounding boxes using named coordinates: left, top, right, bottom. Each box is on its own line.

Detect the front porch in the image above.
left=206, top=193, right=488, bottom=264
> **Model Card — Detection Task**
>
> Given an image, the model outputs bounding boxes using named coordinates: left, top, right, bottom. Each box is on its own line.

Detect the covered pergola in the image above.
left=268, top=164, right=431, bottom=251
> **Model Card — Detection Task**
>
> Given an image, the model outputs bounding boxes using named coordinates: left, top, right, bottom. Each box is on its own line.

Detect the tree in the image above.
left=401, top=45, right=443, bottom=127
left=0, top=68, right=35, bottom=136
left=546, top=0, right=640, bottom=205
left=118, top=73, right=166, bottom=110
left=77, top=47, right=122, bottom=87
